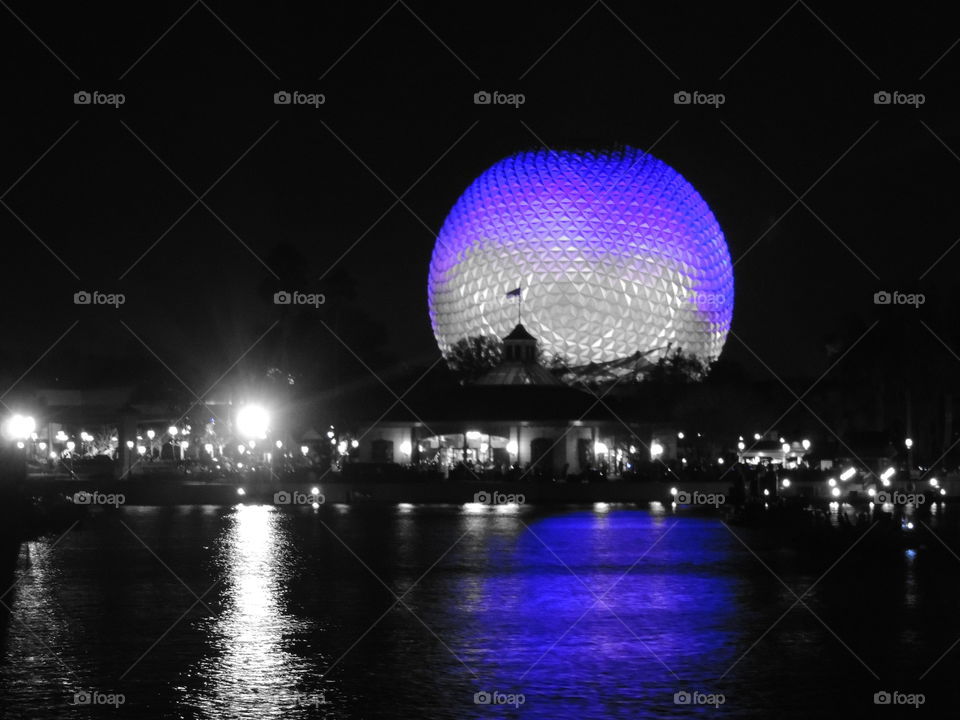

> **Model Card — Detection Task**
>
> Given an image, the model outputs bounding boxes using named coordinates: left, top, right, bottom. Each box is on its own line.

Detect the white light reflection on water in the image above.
left=182, top=505, right=325, bottom=718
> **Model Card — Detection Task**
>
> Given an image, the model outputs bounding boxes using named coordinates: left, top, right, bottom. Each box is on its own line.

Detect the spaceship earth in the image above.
left=428, top=147, right=734, bottom=367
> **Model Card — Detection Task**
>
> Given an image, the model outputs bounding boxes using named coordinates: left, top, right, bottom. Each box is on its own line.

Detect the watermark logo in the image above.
left=673, top=690, right=725, bottom=708
left=74, top=290, right=125, bottom=308
left=688, top=291, right=726, bottom=308
left=873, top=690, right=925, bottom=708
left=474, top=90, right=525, bottom=108
left=72, top=491, right=125, bottom=507
left=274, top=490, right=325, bottom=506
left=273, top=290, right=325, bottom=308
left=674, top=90, right=725, bottom=108
left=74, top=90, right=125, bottom=108
left=274, top=90, right=325, bottom=108
left=473, top=690, right=525, bottom=708
left=875, top=490, right=925, bottom=506
left=71, top=690, right=126, bottom=707
left=873, top=90, right=925, bottom=108
left=873, top=290, right=924, bottom=308
left=474, top=490, right=526, bottom=505
left=676, top=490, right=726, bottom=507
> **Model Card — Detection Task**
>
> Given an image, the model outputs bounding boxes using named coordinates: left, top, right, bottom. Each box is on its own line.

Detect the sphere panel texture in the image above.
left=428, top=148, right=733, bottom=366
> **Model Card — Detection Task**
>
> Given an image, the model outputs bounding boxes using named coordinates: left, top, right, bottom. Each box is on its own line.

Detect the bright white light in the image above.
left=763, top=489, right=770, bottom=496
left=399, top=440, right=412, bottom=456
left=669, top=487, right=678, bottom=496
left=300, top=445, right=309, bottom=456
left=180, top=440, right=189, bottom=450
left=168, top=425, right=178, bottom=437
left=137, top=445, right=146, bottom=455
left=275, top=440, right=283, bottom=449
left=39, top=442, right=48, bottom=451
left=881, top=478, right=891, bottom=488
left=351, top=439, right=359, bottom=448
left=940, top=488, right=947, bottom=496
left=55, top=430, right=68, bottom=442
left=237, top=444, right=246, bottom=455
left=3, top=414, right=37, bottom=441
left=506, top=440, right=518, bottom=455
left=80, top=431, right=93, bottom=442
left=338, top=441, right=348, bottom=454
left=48, top=451, right=57, bottom=459
left=398, top=503, right=414, bottom=512
left=66, top=441, right=75, bottom=451
left=737, top=441, right=745, bottom=451
left=840, top=467, right=856, bottom=481
left=831, top=487, right=841, bottom=497
left=15, top=441, right=24, bottom=449
left=594, top=441, right=608, bottom=456
left=781, top=478, right=791, bottom=488
left=717, top=457, right=725, bottom=465
left=905, top=437, right=913, bottom=449
left=867, top=487, right=876, bottom=497
left=828, top=478, right=837, bottom=487
left=753, top=433, right=761, bottom=440
left=881, top=467, right=896, bottom=481
left=466, top=430, right=482, bottom=440
left=248, top=440, right=256, bottom=449
left=594, top=502, right=610, bottom=513
left=311, top=502, right=320, bottom=509
left=204, top=443, right=214, bottom=454
left=147, top=429, right=156, bottom=440
left=905, top=521, right=914, bottom=530
left=125, top=440, right=134, bottom=449
left=802, top=439, right=811, bottom=450
left=677, top=431, right=685, bottom=440
left=629, top=445, right=637, bottom=454
left=929, top=477, right=939, bottom=487
left=327, top=430, right=335, bottom=439
left=781, top=443, right=790, bottom=453
left=650, top=441, right=663, bottom=458
left=236, top=405, right=269, bottom=439
left=237, top=488, right=246, bottom=496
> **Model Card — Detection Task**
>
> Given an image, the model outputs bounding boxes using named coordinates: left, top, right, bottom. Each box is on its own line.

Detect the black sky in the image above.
left=1, top=1, right=959, bottom=397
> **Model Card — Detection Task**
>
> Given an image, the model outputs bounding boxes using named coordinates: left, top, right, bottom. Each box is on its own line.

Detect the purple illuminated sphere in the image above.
left=428, top=147, right=734, bottom=366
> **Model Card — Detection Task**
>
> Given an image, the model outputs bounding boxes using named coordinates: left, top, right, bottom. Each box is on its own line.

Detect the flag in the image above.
left=506, top=287, right=522, bottom=298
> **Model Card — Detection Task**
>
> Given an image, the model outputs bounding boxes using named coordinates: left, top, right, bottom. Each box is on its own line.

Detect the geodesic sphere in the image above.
left=428, top=147, right=733, bottom=366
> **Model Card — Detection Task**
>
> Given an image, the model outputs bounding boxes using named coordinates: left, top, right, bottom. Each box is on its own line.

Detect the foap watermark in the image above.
left=674, top=90, right=725, bottom=108
left=74, top=90, right=125, bottom=108
left=474, top=90, right=525, bottom=108
left=675, top=490, right=726, bottom=507
left=876, top=490, right=925, bottom=506
left=274, top=90, right=325, bottom=108
left=473, top=690, right=525, bottom=708
left=74, top=290, right=125, bottom=308
left=71, top=690, right=126, bottom=707
left=72, top=491, right=125, bottom=507
left=474, top=490, right=525, bottom=506
left=687, top=291, right=726, bottom=308
left=674, top=690, right=725, bottom=708
left=274, top=490, right=325, bottom=506
left=274, top=291, right=325, bottom=308
left=873, top=690, right=925, bottom=708
left=873, top=90, right=925, bottom=108
left=874, top=290, right=924, bottom=308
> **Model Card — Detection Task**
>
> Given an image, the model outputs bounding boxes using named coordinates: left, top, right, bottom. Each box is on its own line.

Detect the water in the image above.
left=1, top=502, right=959, bottom=718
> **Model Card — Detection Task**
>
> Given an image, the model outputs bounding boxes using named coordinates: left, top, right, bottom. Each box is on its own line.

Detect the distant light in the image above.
left=137, top=445, right=146, bottom=455
left=781, top=443, right=790, bottom=454
left=15, top=441, right=24, bottom=449
left=237, top=444, right=246, bottom=454
left=867, top=487, right=876, bottom=497
left=801, top=439, right=811, bottom=450
left=48, top=451, right=57, bottom=459
left=905, top=437, right=914, bottom=449
left=66, top=441, right=76, bottom=451
left=881, top=478, right=891, bottom=487
left=507, top=440, right=519, bottom=455
left=204, top=443, right=214, bottom=454
left=248, top=440, right=256, bottom=449
left=669, top=487, right=678, bottom=496
left=275, top=440, right=283, bottom=449
left=338, top=441, right=348, bottom=454
left=327, top=430, right=335, bottom=439
left=3, top=414, right=37, bottom=441
left=594, top=441, right=608, bottom=456
left=236, top=405, right=269, bottom=439
left=781, top=478, right=791, bottom=488
left=629, top=445, right=637, bottom=454
left=717, top=457, right=725, bottom=465
left=399, top=440, right=412, bottom=456
left=929, top=477, right=939, bottom=487
left=311, top=487, right=320, bottom=495
left=737, top=441, right=745, bottom=451
left=828, top=478, right=837, bottom=487
left=466, top=430, right=482, bottom=440
left=649, top=441, right=663, bottom=458
left=753, top=433, right=761, bottom=440
left=237, top=462, right=244, bottom=469
left=831, top=487, right=841, bottom=497
left=125, top=440, right=134, bottom=449
left=677, top=431, right=685, bottom=440
left=55, top=430, right=68, bottom=442
left=763, top=488, right=769, bottom=496
left=940, top=488, right=947, bottom=496
left=398, top=503, right=414, bottom=512
left=147, top=430, right=156, bottom=440
left=351, top=439, right=359, bottom=448
left=237, top=488, right=246, bottom=496
left=479, top=442, right=489, bottom=454
left=180, top=440, right=189, bottom=450
left=167, top=425, right=178, bottom=437
left=594, top=502, right=610, bottom=513
left=881, top=467, right=896, bottom=481
left=38, top=442, right=48, bottom=451
left=840, top=468, right=856, bottom=481
left=311, top=502, right=320, bottom=509
left=300, top=445, right=309, bottom=456
left=905, top=521, right=914, bottom=530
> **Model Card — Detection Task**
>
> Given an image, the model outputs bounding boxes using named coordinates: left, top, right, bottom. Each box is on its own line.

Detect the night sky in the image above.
left=1, top=1, right=958, bottom=396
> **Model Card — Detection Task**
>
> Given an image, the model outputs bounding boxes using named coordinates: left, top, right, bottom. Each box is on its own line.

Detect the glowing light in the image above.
left=147, top=429, right=156, bottom=440
left=3, top=414, right=36, bottom=441
left=399, top=440, right=412, bottom=456
left=48, top=451, right=57, bottom=459
left=15, top=441, right=24, bottom=449
left=237, top=444, right=246, bottom=455
left=929, top=477, right=939, bottom=487
left=125, top=440, right=134, bottom=449
left=506, top=440, right=519, bottom=455
left=828, top=478, right=837, bottom=487
left=677, top=432, right=685, bottom=440
left=867, top=487, right=876, bottom=497
left=137, top=445, right=146, bottom=455
left=941, top=488, right=947, bottom=496
left=717, top=457, right=725, bottom=465
left=398, top=503, right=414, bottom=512
left=337, top=441, right=348, bottom=454
left=737, top=441, right=745, bottom=451
left=311, top=502, right=320, bottom=509
left=669, top=487, right=678, bottom=496
left=66, top=441, right=75, bottom=451
left=300, top=445, right=309, bottom=456
left=831, top=487, right=841, bottom=497
left=429, top=147, right=733, bottom=367
left=840, top=467, right=856, bottom=481
left=629, top=445, right=637, bottom=454
left=275, top=440, right=283, bottom=449
left=881, top=467, right=896, bottom=481
left=168, top=425, right=178, bottom=437
left=802, top=439, right=811, bottom=450
left=753, top=433, right=761, bottom=440
left=180, top=440, right=189, bottom=451
left=204, top=443, right=214, bottom=454
left=351, top=439, right=359, bottom=448
left=38, top=442, right=47, bottom=450
left=466, top=430, right=482, bottom=441
left=781, top=478, right=791, bottom=488
left=905, top=437, right=913, bottom=449
left=310, top=487, right=320, bottom=495
left=781, top=443, right=790, bottom=454
left=594, top=441, right=608, bottom=456
left=763, top=489, right=770, bottom=496
left=236, top=405, right=269, bottom=439
left=650, top=441, right=664, bottom=458
left=55, top=430, right=68, bottom=442
left=237, top=488, right=246, bottom=496
left=593, top=502, right=610, bottom=513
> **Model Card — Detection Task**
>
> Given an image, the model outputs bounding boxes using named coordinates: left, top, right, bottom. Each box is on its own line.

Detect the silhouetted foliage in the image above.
left=444, top=336, right=503, bottom=383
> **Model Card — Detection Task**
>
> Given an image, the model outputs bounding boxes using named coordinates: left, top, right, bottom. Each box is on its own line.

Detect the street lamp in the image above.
left=236, top=404, right=269, bottom=439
